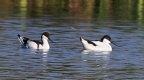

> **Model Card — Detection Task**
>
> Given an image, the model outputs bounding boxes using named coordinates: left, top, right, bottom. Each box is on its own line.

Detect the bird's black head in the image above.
left=101, top=35, right=111, bottom=42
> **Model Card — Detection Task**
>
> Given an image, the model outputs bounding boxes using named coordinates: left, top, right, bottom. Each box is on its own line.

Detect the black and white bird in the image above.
left=18, top=32, right=53, bottom=49
left=80, top=35, right=117, bottom=51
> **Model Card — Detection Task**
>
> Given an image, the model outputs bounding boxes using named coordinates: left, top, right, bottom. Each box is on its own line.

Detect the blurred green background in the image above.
left=0, top=0, right=144, bottom=24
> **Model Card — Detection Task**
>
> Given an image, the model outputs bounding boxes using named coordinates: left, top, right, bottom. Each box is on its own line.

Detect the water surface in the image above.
left=0, top=16, right=144, bottom=80
left=0, top=0, right=144, bottom=80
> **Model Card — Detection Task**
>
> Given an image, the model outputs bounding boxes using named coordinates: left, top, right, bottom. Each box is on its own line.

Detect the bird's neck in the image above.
left=42, top=38, right=49, bottom=48
left=103, top=39, right=111, bottom=44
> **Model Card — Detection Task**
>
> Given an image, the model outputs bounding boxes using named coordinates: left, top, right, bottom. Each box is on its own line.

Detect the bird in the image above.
left=18, top=32, right=54, bottom=49
left=80, top=35, right=117, bottom=51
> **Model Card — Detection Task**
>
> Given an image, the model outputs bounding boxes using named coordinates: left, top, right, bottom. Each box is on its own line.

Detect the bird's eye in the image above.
left=107, top=38, right=110, bottom=40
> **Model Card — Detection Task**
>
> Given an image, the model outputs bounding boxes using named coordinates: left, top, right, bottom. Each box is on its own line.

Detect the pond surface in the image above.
left=0, top=16, right=144, bottom=80
left=0, top=0, right=144, bottom=80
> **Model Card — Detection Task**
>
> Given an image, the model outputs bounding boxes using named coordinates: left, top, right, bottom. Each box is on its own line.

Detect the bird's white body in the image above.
left=18, top=32, right=51, bottom=50
left=27, top=35, right=50, bottom=49
left=80, top=35, right=112, bottom=51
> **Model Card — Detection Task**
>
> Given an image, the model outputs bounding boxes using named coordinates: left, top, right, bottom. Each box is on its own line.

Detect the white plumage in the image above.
left=80, top=35, right=113, bottom=51
left=18, top=32, right=53, bottom=49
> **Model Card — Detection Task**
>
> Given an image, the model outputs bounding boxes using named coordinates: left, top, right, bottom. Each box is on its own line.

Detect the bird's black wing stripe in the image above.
left=85, top=39, right=97, bottom=46
left=31, top=40, right=41, bottom=48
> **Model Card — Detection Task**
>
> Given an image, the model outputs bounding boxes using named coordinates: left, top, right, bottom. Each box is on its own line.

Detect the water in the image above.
left=0, top=0, right=144, bottom=79
left=0, top=16, right=144, bottom=80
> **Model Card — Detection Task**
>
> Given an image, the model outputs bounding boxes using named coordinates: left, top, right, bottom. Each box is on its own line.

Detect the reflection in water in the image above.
left=82, top=50, right=111, bottom=54
left=81, top=50, right=111, bottom=62
left=42, top=52, right=48, bottom=67
left=30, top=49, right=49, bottom=54
left=41, top=49, right=49, bottom=66
left=81, top=50, right=111, bottom=69
left=80, top=50, right=112, bottom=79
left=29, top=49, right=49, bottom=66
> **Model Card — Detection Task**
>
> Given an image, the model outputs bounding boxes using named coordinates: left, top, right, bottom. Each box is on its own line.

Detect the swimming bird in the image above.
left=18, top=32, right=54, bottom=49
left=80, top=35, right=117, bottom=51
